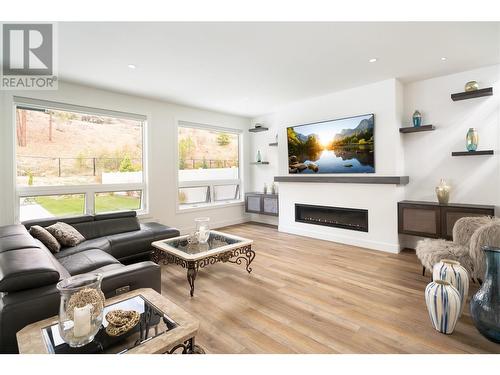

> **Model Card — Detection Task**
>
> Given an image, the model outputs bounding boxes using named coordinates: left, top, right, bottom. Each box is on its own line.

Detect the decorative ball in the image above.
left=105, top=309, right=140, bottom=336
left=465, top=81, right=479, bottom=92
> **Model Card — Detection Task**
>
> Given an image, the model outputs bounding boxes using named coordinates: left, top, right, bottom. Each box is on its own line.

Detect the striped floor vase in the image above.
left=432, top=259, right=469, bottom=316
left=425, top=280, right=461, bottom=334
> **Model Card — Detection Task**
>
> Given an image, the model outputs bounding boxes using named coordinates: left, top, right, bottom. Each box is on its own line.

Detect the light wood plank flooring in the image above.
left=160, top=222, right=500, bottom=353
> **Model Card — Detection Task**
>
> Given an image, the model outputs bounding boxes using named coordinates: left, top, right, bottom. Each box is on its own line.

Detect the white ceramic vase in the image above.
left=425, top=280, right=461, bottom=334
left=432, top=259, right=469, bottom=316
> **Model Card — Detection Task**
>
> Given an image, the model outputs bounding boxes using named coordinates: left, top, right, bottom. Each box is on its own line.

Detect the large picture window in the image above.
left=15, top=98, right=146, bottom=221
left=178, top=122, right=241, bottom=209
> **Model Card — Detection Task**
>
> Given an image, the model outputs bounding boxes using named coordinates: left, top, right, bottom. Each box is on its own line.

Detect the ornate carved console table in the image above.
left=152, top=231, right=255, bottom=297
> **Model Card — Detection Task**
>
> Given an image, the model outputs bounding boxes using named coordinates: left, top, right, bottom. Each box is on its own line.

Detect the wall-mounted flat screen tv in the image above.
left=287, top=113, right=374, bottom=174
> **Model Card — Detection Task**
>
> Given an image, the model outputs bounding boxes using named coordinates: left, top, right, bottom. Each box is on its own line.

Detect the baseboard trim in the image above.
left=279, top=224, right=401, bottom=254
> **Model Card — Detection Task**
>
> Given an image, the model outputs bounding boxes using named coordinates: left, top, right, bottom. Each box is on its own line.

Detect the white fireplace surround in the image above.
left=278, top=182, right=405, bottom=253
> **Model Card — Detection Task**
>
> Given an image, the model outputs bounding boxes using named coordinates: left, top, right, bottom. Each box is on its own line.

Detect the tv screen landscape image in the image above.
left=287, top=113, right=375, bottom=174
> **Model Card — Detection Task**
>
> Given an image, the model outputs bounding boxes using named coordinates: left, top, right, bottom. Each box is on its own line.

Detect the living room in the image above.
left=1, top=1, right=500, bottom=373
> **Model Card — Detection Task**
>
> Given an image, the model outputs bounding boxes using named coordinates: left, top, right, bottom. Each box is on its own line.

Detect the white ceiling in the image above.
left=59, top=22, right=500, bottom=118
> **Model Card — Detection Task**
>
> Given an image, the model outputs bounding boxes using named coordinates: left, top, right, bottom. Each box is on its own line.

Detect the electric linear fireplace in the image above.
left=295, top=204, right=368, bottom=232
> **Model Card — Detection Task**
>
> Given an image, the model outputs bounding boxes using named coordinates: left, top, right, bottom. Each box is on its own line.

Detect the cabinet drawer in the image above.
left=263, top=196, right=279, bottom=215
left=398, top=204, right=440, bottom=238
left=245, top=195, right=262, bottom=214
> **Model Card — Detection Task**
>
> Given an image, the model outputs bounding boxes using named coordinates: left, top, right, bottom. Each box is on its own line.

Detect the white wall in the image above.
left=249, top=66, right=500, bottom=252
left=403, top=65, right=500, bottom=204
left=0, top=81, right=252, bottom=233
left=250, top=79, right=405, bottom=252
left=401, top=64, right=500, bottom=247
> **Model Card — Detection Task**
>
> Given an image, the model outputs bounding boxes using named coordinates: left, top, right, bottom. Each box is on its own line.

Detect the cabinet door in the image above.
left=398, top=203, right=441, bottom=238
left=441, top=206, right=495, bottom=240
left=245, top=195, right=262, bottom=214
left=262, top=196, right=279, bottom=216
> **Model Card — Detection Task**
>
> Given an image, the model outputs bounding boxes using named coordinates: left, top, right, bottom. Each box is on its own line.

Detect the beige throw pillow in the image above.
left=46, top=222, right=85, bottom=247
left=30, top=225, right=61, bottom=253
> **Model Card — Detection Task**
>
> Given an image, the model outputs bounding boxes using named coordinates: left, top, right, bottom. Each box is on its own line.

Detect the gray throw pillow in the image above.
left=46, top=222, right=85, bottom=247
left=29, top=225, right=61, bottom=253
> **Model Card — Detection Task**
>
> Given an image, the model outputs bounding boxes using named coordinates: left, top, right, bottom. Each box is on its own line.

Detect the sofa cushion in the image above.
left=140, top=222, right=180, bottom=242
left=57, top=249, right=121, bottom=275
left=0, top=247, right=61, bottom=292
left=94, top=211, right=136, bottom=221
left=0, top=234, right=42, bottom=253
left=46, top=222, right=86, bottom=247
left=72, top=217, right=141, bottom=240
left=0, top=224, right=29, bottom=238
left=91, top=263, right=124, bottom=274
left=22, top=214, right=94, bottom=231
left=106, top=229, right=154, bottom=260
left=54, top=237, right=111, bottom=259
left=29, top=225, right=61, bottom=253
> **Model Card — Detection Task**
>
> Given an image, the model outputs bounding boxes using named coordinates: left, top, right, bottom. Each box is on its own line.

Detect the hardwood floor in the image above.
left=160, top=222, right=500, bottom=353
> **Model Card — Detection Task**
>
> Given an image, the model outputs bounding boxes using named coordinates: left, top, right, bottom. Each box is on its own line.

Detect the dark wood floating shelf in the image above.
left=249, top=127, right=269, bottom=133
left=399, top=125, right=435, bottom=133
left=451, top=87, right=493, bottom=101
left=251, top=161, right=270, bottom=165
left=274, top=175, right=409, bottom=185
left=451, top=150, right=494, bottom=156
left=269, top=142, right=278, bottom=146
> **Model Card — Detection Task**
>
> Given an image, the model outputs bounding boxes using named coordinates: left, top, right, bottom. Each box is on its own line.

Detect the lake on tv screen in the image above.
left=287, top=114, right=374, bottom=174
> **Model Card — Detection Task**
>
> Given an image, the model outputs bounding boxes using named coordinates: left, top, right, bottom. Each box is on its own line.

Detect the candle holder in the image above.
left=56, top=273, right=105, bottom=347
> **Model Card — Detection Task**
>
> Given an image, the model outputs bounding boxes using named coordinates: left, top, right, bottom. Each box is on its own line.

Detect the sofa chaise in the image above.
left=0, top=211, right=179, bottom=353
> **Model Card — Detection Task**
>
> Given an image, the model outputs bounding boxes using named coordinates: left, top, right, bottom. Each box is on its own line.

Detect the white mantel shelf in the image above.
left=274, top=176, right=409, bottom=185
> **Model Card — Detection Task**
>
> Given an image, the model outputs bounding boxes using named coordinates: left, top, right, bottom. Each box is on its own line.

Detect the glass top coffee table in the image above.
left=16, top=288, right=204, bottom=354
left=152, top=230, right=254, bottom=297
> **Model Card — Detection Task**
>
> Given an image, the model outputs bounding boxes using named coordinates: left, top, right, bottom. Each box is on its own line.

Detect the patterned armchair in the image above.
left=416, top=216, right=500, bottom=280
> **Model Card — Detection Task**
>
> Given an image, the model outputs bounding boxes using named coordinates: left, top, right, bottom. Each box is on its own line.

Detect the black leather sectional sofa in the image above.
left=0, top=211, right=179, bottom=353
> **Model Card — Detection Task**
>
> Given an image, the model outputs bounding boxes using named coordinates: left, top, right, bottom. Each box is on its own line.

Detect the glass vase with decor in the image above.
left=56, top=273, right=105, bottom=347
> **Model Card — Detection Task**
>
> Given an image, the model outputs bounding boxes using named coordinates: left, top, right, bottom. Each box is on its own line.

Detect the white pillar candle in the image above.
left=198, top=228, right=209, bottom=242
left=73, top=304, right=92, bottom=338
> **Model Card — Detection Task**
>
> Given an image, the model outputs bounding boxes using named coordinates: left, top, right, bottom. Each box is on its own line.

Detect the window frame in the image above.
left=13, top=97, right=148, bottom=222
left=176, top=120, right=244, bottom=212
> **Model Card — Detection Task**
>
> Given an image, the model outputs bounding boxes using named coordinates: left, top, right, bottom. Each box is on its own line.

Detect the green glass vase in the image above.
left=466, top=128, right=478, bottom=152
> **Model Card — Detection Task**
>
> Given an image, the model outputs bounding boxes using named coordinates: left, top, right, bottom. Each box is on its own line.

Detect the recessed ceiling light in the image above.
left=441, top=57, right=447, bottom=61
left=127, top=64, right=137, bottom=69
left=368, top=58, right=378, bottom=63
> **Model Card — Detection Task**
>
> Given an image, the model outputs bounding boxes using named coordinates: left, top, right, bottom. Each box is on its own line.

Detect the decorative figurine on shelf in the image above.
left=271, top=182, right=277, bottom=195
left=466, top=128, right=479, bottom=152
left=435, top=178, right=451, bottom=204
left=256, top=150, right=262, bottom=163
left=465, top=80, right=479, bottom=92
left=263, top=183, right=268, bottom=194
left=412, top=110, right=422, bottom=127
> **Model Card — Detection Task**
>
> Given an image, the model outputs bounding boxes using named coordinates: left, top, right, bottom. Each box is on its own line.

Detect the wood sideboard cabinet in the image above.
left=245, top=192, right=279, bottom=216
left=398, top=200, right=495, bottom=240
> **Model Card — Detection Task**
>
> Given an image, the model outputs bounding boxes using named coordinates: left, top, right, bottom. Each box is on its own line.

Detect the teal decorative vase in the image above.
left=433, top=259, right=469, bottom=316
left=256, top=150, right=262, bottom=163
left=425, top=280, right=461, bottom=334
left=466, top=128, right=478, bottom=152
left=470, top=246, right=500, bottom=343
left=412, top=110, right=422, bottom=127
